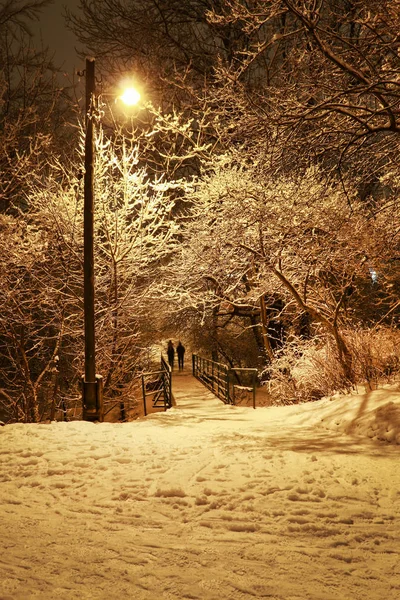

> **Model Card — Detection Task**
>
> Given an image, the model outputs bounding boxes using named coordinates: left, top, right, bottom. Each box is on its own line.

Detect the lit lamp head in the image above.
left=119, top=87, right=141, bottom=106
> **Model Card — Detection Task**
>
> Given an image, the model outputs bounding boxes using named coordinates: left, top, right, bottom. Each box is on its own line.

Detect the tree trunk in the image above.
left=259, top=295, right=275, bottom=362
left=211, top=304, right=219, bottom=362
left=272, top=266, right=355, bottom=384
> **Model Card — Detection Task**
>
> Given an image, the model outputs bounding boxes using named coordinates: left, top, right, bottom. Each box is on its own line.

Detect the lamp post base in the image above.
left=82, top=375, right=104, bottom=422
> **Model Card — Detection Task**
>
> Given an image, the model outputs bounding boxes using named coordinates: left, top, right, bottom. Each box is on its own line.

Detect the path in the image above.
left=1, top=369, right=400, bottom=599
left=171, top=367, right=222, bottom=410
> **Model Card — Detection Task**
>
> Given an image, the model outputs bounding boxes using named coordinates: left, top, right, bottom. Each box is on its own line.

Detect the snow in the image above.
left=1, top=373, right=400, bottom=599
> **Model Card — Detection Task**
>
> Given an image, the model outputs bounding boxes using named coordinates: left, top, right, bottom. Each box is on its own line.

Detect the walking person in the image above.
left=177, top=341, right=185, bottom=371
left=167, top=340, right=175, bottom=369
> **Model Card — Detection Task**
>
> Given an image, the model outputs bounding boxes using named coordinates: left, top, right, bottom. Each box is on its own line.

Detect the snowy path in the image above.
left=172, top=369, right=229, bottom=409
left=1, top=376, right=400, bottom=599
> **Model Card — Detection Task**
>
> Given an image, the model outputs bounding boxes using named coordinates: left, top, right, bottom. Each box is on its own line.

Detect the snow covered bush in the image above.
left=263, top=326, right=400, bottom=405
left=347, top=327, right=400, bottom=390
left=263, top=336, right=351, bottom=405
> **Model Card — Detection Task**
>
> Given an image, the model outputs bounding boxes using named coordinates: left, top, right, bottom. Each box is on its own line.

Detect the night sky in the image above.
left=34, top=0, right=82, bottom=75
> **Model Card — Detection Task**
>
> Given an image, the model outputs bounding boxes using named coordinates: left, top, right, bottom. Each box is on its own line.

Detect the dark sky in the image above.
left=34, top=0, right=83, bottom=75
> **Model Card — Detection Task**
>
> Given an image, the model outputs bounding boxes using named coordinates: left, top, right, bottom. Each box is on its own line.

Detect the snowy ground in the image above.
left=1, top=373, right=400, bottom=600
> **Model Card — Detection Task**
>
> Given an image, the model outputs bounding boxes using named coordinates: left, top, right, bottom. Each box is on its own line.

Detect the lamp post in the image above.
left=82, top=57, right=103, bottom=421
left=81, top=58, right=141, bottom=421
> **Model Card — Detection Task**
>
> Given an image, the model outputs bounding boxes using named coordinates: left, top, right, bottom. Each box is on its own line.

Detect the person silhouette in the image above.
left=177, top=341, right=185, bottom=370
left=167, top=340, right=175, bottom=369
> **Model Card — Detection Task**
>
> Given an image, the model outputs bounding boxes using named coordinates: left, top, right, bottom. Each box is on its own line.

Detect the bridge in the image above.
left=140, top=355, right=270, bottom=417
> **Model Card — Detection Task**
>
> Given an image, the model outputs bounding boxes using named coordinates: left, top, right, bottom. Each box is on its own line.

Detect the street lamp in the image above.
left=82, top=57, right=101, bottom=422
left=81, top=57, right=141, bottom=422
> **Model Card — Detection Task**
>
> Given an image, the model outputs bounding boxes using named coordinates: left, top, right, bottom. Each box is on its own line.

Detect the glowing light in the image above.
left=119, top=87, right=141, bottom=106
left=369, top=268, right=378, bottom=283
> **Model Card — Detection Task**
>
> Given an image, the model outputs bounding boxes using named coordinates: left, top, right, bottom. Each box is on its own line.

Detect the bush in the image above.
left=261, top=336, right=347, bottom=405
left=347, top=327, right=400, bottom=390
left=262, top=327, right=400, bottom=404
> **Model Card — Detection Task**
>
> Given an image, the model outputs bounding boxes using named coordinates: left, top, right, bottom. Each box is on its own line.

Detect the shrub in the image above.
left=347, top=327, right=400, bottom=390
left=263, top=327, right=400, bottom=405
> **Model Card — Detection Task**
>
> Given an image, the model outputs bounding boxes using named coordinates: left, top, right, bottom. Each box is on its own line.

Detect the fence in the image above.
left=192, top=354, right=257, bottom=408
left=141, top=355, right=172, bottom=416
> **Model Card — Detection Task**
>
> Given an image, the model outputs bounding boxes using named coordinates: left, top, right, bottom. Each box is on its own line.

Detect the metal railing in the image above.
left=228, top=368, right=258, bottom=409
left=141, top=355, right=172, bottom=416
left=192, top=354, right=257, bottom=408
left=192, top=354, right=228, bottom=402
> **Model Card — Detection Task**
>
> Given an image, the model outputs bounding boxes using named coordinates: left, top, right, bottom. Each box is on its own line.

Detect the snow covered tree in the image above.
left=170, top=158, right=400, bottom=384
left=69, top=1, right=400, bottom=202
left=0, top=213, right=50, bottom=421
left=206, top=0, right=400, bottom=189
left=0, top=117, right=190, bottom=422
left=67, top=0, right=253, bottom=107
left=0, top=0, right=75, bottom=209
